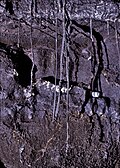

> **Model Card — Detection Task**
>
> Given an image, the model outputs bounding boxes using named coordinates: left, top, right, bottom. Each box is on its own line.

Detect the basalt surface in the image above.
left=0, top=1, right=120, bottom=168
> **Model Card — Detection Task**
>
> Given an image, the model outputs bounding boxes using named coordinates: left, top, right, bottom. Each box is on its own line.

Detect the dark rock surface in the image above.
left=0, top=0, right=120, bottom=168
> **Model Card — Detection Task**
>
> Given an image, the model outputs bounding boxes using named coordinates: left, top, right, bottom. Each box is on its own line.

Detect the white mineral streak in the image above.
left=52, top=84, right=71, bottom=93
left=106, top=19, right=110, bottom=36
left=99, top=111, right=104, bottom=116
left=51, top=85, right=55, bottom=90
left=92, top=91, right=100, bottom=98
left=6, top=69, right=18, bottom=77
left=53, top=2, right=58, bottom=120
left=23, top=88, right=32, bottom=98
left=82, top=48, right=89, bottom=54
left=28, top=112, right=32, bottom=119
left=66, top=121, right=69, bottom=154
left=88, top=56, right=92, bottom=60
left=57, top=0, right=61, bottom=13
left=55, top=86, right=60, bottom=93
left=55, top=0, right=66, bottom=118
left=61, top=87, right=67, bottom=93
left=17, top=20, right=20, bottom=47
left=46, top=81, right=50, bottom=89
left=90, top=17, right=93, bottom=42
left=39, top=80, right=71, bottom=93
left=42, top=81, right=48, bottom=85
left=13, top=69, right=18, bottom=76
left=19, top=144, right=25, bottom=163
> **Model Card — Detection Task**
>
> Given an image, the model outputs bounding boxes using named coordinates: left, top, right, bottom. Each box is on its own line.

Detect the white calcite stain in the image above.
left=92, top=91, right=100, bottom=98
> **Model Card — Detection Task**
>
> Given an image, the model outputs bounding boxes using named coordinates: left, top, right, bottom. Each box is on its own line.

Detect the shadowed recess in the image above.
left=0, top=42, right=37, bottom=87
left=0, top=160, right=7, bottom=168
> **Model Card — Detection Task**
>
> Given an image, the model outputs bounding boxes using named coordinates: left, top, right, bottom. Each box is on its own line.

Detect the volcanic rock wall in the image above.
left=0, top=1, right=120, bottom=168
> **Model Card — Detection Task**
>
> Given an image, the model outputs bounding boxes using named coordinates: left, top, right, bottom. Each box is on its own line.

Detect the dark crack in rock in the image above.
left=0, top=42, right=37, bottom=87
left=0, top=160, right=7, bottom=168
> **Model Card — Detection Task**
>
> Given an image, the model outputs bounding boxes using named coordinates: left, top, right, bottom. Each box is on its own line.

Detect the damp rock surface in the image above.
left=0, top=0, right=120, bottom=168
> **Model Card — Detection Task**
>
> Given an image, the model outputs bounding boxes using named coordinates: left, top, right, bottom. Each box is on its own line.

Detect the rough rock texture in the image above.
left=0, top=0, right=120, bottom=168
